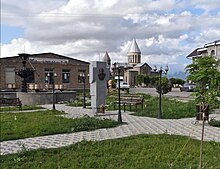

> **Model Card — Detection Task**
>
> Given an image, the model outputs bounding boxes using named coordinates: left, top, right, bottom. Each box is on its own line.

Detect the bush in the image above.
left=209, top=118, right=220, bottom=127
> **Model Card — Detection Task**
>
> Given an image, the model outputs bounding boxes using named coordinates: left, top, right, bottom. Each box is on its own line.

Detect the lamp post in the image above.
left=80, top=72, right=86, bottom=108
left=48, top=72, right=57, bottom=110
left=153, top=65, right=169, bottom=119
left=15, top=53, right=34, bottom=92
left=115, top=62, right=122, bottom=124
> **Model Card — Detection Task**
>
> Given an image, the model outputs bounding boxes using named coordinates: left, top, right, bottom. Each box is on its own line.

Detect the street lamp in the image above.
left=48, top=72, right=57, bottom=110
left=80, top=72, right=86, bottom=108
left=115, top=62, right=123, bottom=124
left=15, top=53, right=34, bottom=92
left=153, top=65, right=169, bottom=119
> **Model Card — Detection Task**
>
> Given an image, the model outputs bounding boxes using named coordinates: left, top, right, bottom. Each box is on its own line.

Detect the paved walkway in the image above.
left=1, top=104, right=220, bottom=155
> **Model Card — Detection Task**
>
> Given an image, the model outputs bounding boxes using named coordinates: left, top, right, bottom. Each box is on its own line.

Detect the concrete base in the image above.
left=0, top=91, right=76, bottom=105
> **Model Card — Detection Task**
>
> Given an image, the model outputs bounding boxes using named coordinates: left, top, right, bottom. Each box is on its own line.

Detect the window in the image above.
left=128, top=56, right=132, bottom=63
left=211, top=50, right=215, bottom=56
left=5, top=67, right=15, bottom=84
left=62, top=69, right=70, bottom=83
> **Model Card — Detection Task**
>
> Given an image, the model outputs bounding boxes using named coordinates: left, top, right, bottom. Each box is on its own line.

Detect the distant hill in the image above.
left=167, top=71, right=187, bottom=80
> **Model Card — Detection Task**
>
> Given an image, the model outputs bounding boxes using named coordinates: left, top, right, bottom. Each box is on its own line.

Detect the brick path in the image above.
left=1, top=104, right=220, bottom=155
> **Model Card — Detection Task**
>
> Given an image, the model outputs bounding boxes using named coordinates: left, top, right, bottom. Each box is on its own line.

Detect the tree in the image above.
left=149, top=76, right=158, bottom=87
left=185, top=56, right=220, bottom=169
left=155, top=77, right=170, bottom=95
left=144, top=75, right=151, bottom=86
left=186, top=56, right=220, bottom=107
left=137, top=74, right=144, bottom=86
left=169, top=78, right=185, bottom=87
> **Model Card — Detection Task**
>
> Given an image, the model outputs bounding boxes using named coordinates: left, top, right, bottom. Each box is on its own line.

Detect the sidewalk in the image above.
left=1, top=104, right=220, bottom=155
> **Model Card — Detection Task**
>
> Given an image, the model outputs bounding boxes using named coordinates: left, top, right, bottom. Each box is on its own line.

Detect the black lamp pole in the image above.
left=116, top=63, right=122, bottom=124
left=48, top=72, right=57, bottom=110
left=83, top=73, right=86, bottom=108
left=158, top=69, right=162, bottom=119
left=80, top=72, right=86, bottom=108
left=52, top=73, right=57, bottom=110
left=52, top=74, right=56, bottom=110
left=153, top=65, right=168, bottom=119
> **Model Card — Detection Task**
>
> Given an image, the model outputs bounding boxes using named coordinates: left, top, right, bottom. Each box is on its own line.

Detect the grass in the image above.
left=67, top=100, right=90, bottom=107
left=0, top=110, right=118, bottom=141
left=0, top=105, right=44, bottom=112
left=67, top=91, right=220, bottom=127
left=132, top=95, right=196, bottom=119
left=1, top=134, right=220, bottom=169
left=68, top=91, right=216, bottom=120
left=105, top=93, right=197, bottom=119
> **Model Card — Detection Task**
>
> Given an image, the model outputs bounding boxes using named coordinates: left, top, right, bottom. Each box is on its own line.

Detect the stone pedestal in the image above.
left=90, top=61, right=109, bottom=113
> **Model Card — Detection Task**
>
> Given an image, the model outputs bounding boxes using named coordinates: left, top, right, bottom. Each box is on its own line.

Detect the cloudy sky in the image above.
left=1, top=0, right=220, bottom=74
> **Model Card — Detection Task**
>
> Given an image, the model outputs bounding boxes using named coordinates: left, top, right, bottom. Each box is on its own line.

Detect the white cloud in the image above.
left=191, top=0, right=220, bottom=12
left=1, top=0, right=220, bottom=73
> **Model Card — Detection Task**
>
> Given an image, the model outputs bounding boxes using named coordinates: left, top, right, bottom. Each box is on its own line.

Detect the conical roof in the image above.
left=128, top=39, right=141, bottom=53
left=103, top=51, right=111, bottom=62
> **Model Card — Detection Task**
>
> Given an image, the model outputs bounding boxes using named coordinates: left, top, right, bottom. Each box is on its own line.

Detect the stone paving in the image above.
left=1, top=104, right=220, bottom=155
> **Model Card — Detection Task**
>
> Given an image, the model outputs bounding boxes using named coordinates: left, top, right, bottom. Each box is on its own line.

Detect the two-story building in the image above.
left=187, top=39, right=220, bottom=70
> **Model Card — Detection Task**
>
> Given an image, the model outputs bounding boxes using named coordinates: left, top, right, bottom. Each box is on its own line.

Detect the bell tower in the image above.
left=127, top=39, right=141, bottom=66
left=102, top=51, right=111, bottom=69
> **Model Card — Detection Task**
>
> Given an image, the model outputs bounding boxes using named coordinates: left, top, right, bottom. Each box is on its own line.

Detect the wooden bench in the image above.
left=114, top=95, right=144, bottom=112
left=0, top=98, right=22, bottom=110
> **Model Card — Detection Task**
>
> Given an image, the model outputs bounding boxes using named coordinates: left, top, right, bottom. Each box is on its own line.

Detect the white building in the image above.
left=187, top=39, right=220, bottom=70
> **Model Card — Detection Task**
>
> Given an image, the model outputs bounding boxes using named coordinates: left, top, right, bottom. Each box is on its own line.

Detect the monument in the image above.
left=90, top=61, right=109, bottom=113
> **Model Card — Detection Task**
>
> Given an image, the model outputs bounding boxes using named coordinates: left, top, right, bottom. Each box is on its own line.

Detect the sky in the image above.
left=1, top=0, right=220, bottom=74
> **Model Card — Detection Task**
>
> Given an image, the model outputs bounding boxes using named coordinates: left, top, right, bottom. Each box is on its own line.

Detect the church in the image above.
left=103, top=39, right=154, bottom=87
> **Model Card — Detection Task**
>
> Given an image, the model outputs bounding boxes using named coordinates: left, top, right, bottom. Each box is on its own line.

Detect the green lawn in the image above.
left=69, top=92, right=197, bottom=119
left=104, top=93, right=196, bottom=119
left=0, top=105, right=44, bottom=112
left=1, top=134, right=220, bottom=169
left=0, top=110, right=118, bottom=141
left=132, top=96, right=196, bottom=119
left=68, top=92, right=220, bottom=127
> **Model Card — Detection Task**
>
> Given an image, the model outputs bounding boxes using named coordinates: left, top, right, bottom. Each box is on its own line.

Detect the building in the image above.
left=111, top=39, right=153, bottom=86
left=0, top=52, right=89, bottom=91
left=187, top=39, right=220, bottom=70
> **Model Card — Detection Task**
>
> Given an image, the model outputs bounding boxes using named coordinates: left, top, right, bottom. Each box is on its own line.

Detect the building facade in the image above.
left=187, top=39, right=220, bottom=70
left=0, top=53, right=89, bottom=91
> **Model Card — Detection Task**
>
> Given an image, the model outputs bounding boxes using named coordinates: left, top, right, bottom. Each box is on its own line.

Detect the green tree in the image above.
left=144, top=75, right=151, bottom=86
left=155, top=77, right=170, bottom=95
left=185, top=55, right=220, bottom=169
left=169, top=78, right=185, bottom=87
left=137, top=74, right=144, bottom=86
left=150, top=76, right=158, bottom=86
left=186, top=56, right=220, bottom=108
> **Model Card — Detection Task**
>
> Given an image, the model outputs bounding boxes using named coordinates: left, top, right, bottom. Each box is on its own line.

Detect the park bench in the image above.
left=0, top=98, right=22, bottom=110
left=114, top=95, right=144, bottom=112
